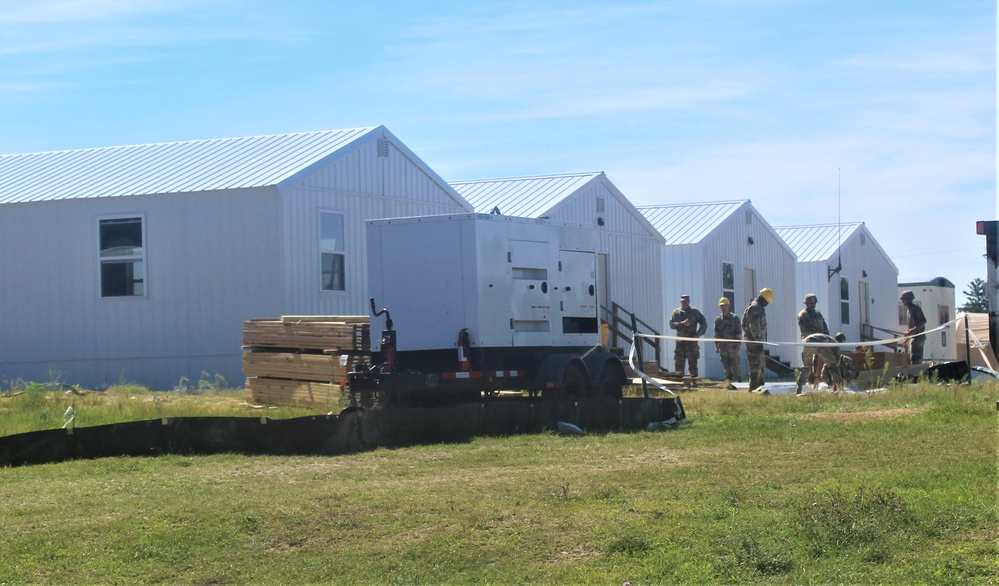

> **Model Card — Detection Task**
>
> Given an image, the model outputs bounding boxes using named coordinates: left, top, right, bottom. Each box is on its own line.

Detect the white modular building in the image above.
left=0, top=126, right=471, bottom=390
left=897, top=277, right=958, bottom=362
left=775, top=223, right=899, bottom=351
left=449, top=172, right=666, bottom=358
left=637, top=200, right=798, bottom=379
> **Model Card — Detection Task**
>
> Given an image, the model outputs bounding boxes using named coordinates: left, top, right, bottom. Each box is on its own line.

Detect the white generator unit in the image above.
left=356, top=213, right=625, bottom=403
left=368, top=213, right=600, bottom=351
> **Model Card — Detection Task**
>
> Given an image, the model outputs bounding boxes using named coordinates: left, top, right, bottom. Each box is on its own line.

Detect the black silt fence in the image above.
left=0, top=397, right=685, bottom=467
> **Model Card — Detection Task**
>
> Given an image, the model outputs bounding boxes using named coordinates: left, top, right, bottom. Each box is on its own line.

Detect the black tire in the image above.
left=557, top=364, right=589, bottom=401
left=597, top=361, right=625, bottom=399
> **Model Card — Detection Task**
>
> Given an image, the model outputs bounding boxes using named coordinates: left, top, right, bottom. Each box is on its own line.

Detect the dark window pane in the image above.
left=322, top=252, right=345, bottom=291
left=101, top=260, right=144, bottom=297
left=100, top=218, right=143, bottom=257
left=722, top=263, right=734, bottom=290
left=320, top=213, right=344, bottom=251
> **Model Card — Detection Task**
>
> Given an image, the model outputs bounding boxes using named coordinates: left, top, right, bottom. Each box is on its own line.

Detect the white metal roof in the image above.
left=774, top=222, right=863, bottom=263
left=0, top=126, right=379, bottom=204
left=636, top=200, right=747, bottom=245
left=449, top=172, right=602, bottom=217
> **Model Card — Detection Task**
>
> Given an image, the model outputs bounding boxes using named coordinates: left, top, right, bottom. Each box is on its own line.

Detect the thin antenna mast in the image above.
left=827, top=167, right=843, bottom=281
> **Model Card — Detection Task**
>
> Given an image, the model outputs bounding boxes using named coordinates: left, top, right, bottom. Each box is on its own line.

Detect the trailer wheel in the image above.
left=598, top=361, right=625, bottom=399
left=558, top=364, right=589, bottom=401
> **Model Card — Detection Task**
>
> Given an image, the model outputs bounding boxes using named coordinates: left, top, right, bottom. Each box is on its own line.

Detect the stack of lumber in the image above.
left=243, top=316, right=370, bottom=409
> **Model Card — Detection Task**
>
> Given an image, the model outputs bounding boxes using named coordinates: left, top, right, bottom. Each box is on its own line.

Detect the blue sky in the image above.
left=0, top=0, right=994, bottom=304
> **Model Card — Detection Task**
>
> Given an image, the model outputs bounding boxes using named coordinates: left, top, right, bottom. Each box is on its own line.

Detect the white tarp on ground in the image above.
left=730, top=381, right=868, bottom=395
left=955, top=313, right=997, bottom=370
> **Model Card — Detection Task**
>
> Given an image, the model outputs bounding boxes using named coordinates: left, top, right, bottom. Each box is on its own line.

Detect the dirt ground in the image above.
left=802, top=407, right=928, bottom=422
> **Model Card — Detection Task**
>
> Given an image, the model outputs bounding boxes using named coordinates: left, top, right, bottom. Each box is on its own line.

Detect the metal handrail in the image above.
left=861, top=324, right=901, bottom=351
left=600, top=302, right=661, bottom=365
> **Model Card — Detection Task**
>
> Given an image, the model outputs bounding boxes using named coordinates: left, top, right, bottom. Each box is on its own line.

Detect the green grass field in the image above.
left=0, top=380, right=996, bottom=584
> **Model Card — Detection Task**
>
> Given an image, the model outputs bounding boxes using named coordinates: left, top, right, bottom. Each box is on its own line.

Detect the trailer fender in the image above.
left=533, top=353, right=589, bottom=392
left=579, top=351, right=625, bottom=385
left=581, top=351, right=626, bottom=399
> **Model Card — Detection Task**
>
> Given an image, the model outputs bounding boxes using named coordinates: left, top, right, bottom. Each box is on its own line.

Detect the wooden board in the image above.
left=242, top=318, right=370, bottom=351
left=242, top=351, right=369, bottom=383
left=245, top=377, right=343, bottom=409
left=279, top=315, right=369, bottom=324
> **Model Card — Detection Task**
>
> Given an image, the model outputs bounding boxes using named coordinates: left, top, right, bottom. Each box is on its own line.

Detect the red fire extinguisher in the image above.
left=457, top=329, right=471, bottom=371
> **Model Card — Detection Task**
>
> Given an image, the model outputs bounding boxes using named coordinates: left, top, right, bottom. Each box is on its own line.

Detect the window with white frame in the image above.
left=99, top=216, right=145, bottom=297
left=320, top=211, right=345, bottom=292
left=722, top=262, right=735, bottom=306
left=840, top=276, right=850, bottom=325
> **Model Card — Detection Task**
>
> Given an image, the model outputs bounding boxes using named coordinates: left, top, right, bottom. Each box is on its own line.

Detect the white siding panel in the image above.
left=297, top=138, right=466, bottom=207
left=598, top=231, right=664, bottom=349
left=278, top=132, right=471, bottom=317
left=790, top=227, right=899, bottom=358
left=0, top=126, right=474, bottom=390
left=551, top=183, right=651, bottom=239
left=864, top=250, right=901, bottom=347
left=660, top=204, right=797, bottom=379
left=0, top=188, right=283, bottom=389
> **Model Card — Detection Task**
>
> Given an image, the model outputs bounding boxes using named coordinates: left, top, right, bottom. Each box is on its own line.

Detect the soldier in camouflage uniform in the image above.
left=669, top=294, right=707, bottom=378
left=823, top=333, right=858, bottom=388
left=800, top=332, right=842, bottom=391
left=900, top=290, right=927, bottom=364
left=713, top=297, right=742, bottom=383
left=796, top=293, right=830, bottom=394
left=743, top=288, right=772, bottom=392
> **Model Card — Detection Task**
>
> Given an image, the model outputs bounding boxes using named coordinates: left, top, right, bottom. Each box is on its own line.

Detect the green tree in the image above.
left=959, top=278, right=989, bottom=312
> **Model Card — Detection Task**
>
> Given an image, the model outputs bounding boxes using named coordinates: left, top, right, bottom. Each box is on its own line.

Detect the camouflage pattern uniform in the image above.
left=669, top=305, right=707, bottom=377
left=714, top=312, right=743, bottom=382
left=742, top=298, right=768, bottom=391
left=906, top=304, right=927, bottom=364
left=823, top=354, right=858, bottom=387
left=796, top=306, right=830, bottom=392
left=800, top=333, right=842, bottom=389
left=797, top=308, right=829, bottom=339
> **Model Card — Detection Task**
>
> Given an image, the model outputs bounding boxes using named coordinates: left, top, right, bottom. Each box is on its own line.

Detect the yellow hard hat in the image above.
left=759, top=288, right=774, bottom=303
left=718, top=297, right=730, bottom=306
